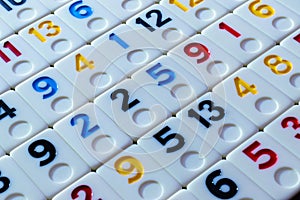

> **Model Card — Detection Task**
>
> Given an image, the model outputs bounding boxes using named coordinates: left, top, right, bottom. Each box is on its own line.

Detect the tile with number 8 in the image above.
left=213, top=68, right=293, bottom=128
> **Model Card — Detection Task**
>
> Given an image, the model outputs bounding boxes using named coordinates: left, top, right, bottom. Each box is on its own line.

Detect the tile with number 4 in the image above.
left=168, top=34, right=242, bottom=89
left=202, top=14, right=275, bottom=64
left=54, top=103, right=132, bottom=169
left=55, top=45, right=125, bottom=100
left=53, top=172, right=121, bottom=200
left=281, top=29, right=300, bottom=58
left=16, top=67, right=88, bottom=126
left=96, top=145, right=181, bottom=200
left=127, top=4, right=195, bottom=52
left=94, top=79, right=170, bottom=139
left=188, top=160, right=273, bottom=200
left=19, top=14, right=85, bottom=64
left=0, top=156, right=45, bottom=200
left=213, top=68, right=293, bottom=128
left=55, top=0, right=120, bottom=42
left=227, top=132, right=300, bottom=200
left=0, top=91, right=47, bottom=152
left=92, top=24, right=162, bottom=76
left=0, top=34, right=49, bottom=87
left=10, top=129, right=90, bottom=199
left=160, top=0, right=228, bottom=31
left=265, top=105, right=300, bottom=160
left=132, top=56, right=208, bottom=113
left=248, top=46, right=300, bottom=102
left=234, top=0, right=300, bottom=42
left=138, top=117, right=221, bottom=186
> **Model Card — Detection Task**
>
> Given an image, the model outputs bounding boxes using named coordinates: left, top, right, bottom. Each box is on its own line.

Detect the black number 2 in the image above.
left=136, top=9, right=172, bottom=32
left=28, top=139, right=57, bottom=167
left=110, top=89, right=140, bottom=112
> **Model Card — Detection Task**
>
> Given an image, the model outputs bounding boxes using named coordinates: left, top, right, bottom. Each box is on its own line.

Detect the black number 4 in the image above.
left=0, top=99, right=16, bottom=120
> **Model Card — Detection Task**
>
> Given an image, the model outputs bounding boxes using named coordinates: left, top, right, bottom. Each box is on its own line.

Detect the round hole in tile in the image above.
left=51, top=97, right=72, bottom=113
left=6, top=193, right=26, bottom=200
left=17, top=8, right=36, bottom=21
left=195, top=8, right=216, bottom=21
left=170, top=84, right=193, bottom=100
left=9, top=121, right=32, bottom=139
left=132, top=108, right=152, bottom=126
left=90, top=72, right=111, bottom=88
left=12, top=60, right=33, bottom=76
left=51, top=39, right=72, bottom=53
left=92, top=135, right=115, bottom=154
left=121, top=0, right=142, bottom=11
left=180, top=151, right=205, bottom=170
left=49, top=163, right=72, bottom=183
left=138, top=181, right=163, bottom=199
left=162, top=28, right=182, bottom=43
left=87, top=17, right=108, bottom=31
left=272, top=17, right=294, bottom=31
left=218, top=124, right=242, bottom=143
left=290, top=73, right=300, bottom=88
left=240, top=38, right=262, bottom=53
left=207, top=61, right=228, bottom=76
left=255, top=97, right=278, bottom=114
left=274, top=167, right=299, bottom=188
left=127, top=49, right=148, bottom=64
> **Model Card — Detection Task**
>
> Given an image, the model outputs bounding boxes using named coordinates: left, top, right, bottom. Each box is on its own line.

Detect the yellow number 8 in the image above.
left=249, top=0, right=275, bottom=18
left=114, top=156, right=144, bottom=184
left=264, top=55, right=293, bottom=75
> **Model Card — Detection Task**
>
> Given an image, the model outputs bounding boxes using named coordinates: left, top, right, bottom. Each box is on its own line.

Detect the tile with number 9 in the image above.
left=213, top=68, right=293, bottom=128
left=94, top=79, right=170, bottom=139
left=19, top=14, right=85, bottom=64
left=54, top=103, right=132, bottom=169
left=10, top=129, right=90, bottom=199
left=15, top=67, right=88, bottom=126
left=227, top=132, right=300, bottom=200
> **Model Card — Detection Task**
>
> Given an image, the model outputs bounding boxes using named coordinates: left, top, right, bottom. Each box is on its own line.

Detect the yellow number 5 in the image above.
left=249, top=0, right=275, bottom=18
left=264, top=55, right=293, bottom=75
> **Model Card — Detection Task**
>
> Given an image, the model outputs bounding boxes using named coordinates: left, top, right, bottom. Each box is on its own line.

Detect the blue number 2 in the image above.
left=32, top=76, right=58, bottom=99
left=69, top=0, right=93, bottom=19
left=70, top=113, right=100, bottom=138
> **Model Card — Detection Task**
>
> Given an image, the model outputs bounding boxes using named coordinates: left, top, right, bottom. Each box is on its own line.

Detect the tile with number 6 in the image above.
left=15, top=67, right=88, bottom=126
left=10, top=129, right=90, bottom=199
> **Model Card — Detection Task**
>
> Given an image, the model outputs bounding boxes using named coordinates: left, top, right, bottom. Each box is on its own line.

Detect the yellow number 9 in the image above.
left=264, top=55, right=293, bottom=75
left=249, top=0, right=275, bottom=18
left=114, top=156, right=144, bottom=184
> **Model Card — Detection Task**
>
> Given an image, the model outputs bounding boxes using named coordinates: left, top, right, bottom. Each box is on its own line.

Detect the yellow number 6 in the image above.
left=249, top=0, right=275, bottom=18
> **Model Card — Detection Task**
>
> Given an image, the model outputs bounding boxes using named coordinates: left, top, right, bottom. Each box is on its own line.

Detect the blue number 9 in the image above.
left=69, top=0, right=93, bottom=19
left=32, top=76, right=58, bottom=99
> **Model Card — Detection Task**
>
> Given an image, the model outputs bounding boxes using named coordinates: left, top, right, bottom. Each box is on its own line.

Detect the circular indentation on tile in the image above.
left=274, top=167, right=299, bottom=188
left=51, top=97, right=72, bottom=113
left=87, top=17, right=108, bottom=31
left=180, top=151, right=204, bottom=170
left=121, top=0, right=142, bottom=11
left=9, top=121, right=32, bottom=139
left=92, top=135, right=115, bottom=154
left=132, top=109, right=152, bottom=126
left=272, top=17, right=294, bottom=31
left=51, top=39, right=72, bottom=53
left=12, top=61, right=33, bottom=76
left=90, top=72, right=111, bottom=88
left=17, top=8, right=36, bottom=21
left=170, top=84, right=193, bottom=100
left=162, top=28, right=182, bottom=42
left=207, top=61, right=228, bottom=76
left=138, top=181, right=162, bottom=199
left=240, top=38, right=262, bottom=53
left=195, top=8, right=216, bottom=21
left=255, top=97, right=278, bottom=114
left=127, top=49, right=148, bottom=64
left=49, top=163, right=72, bottom=183
left=6, top=193, right=26, bottom=200
left=219, top=124, right=242, bottom=142
left=290, top=73, right=300, bottom=88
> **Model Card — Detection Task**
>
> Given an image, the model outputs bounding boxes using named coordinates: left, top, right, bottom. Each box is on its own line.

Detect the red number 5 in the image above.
left=242, top=141, right=278, bottom=170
